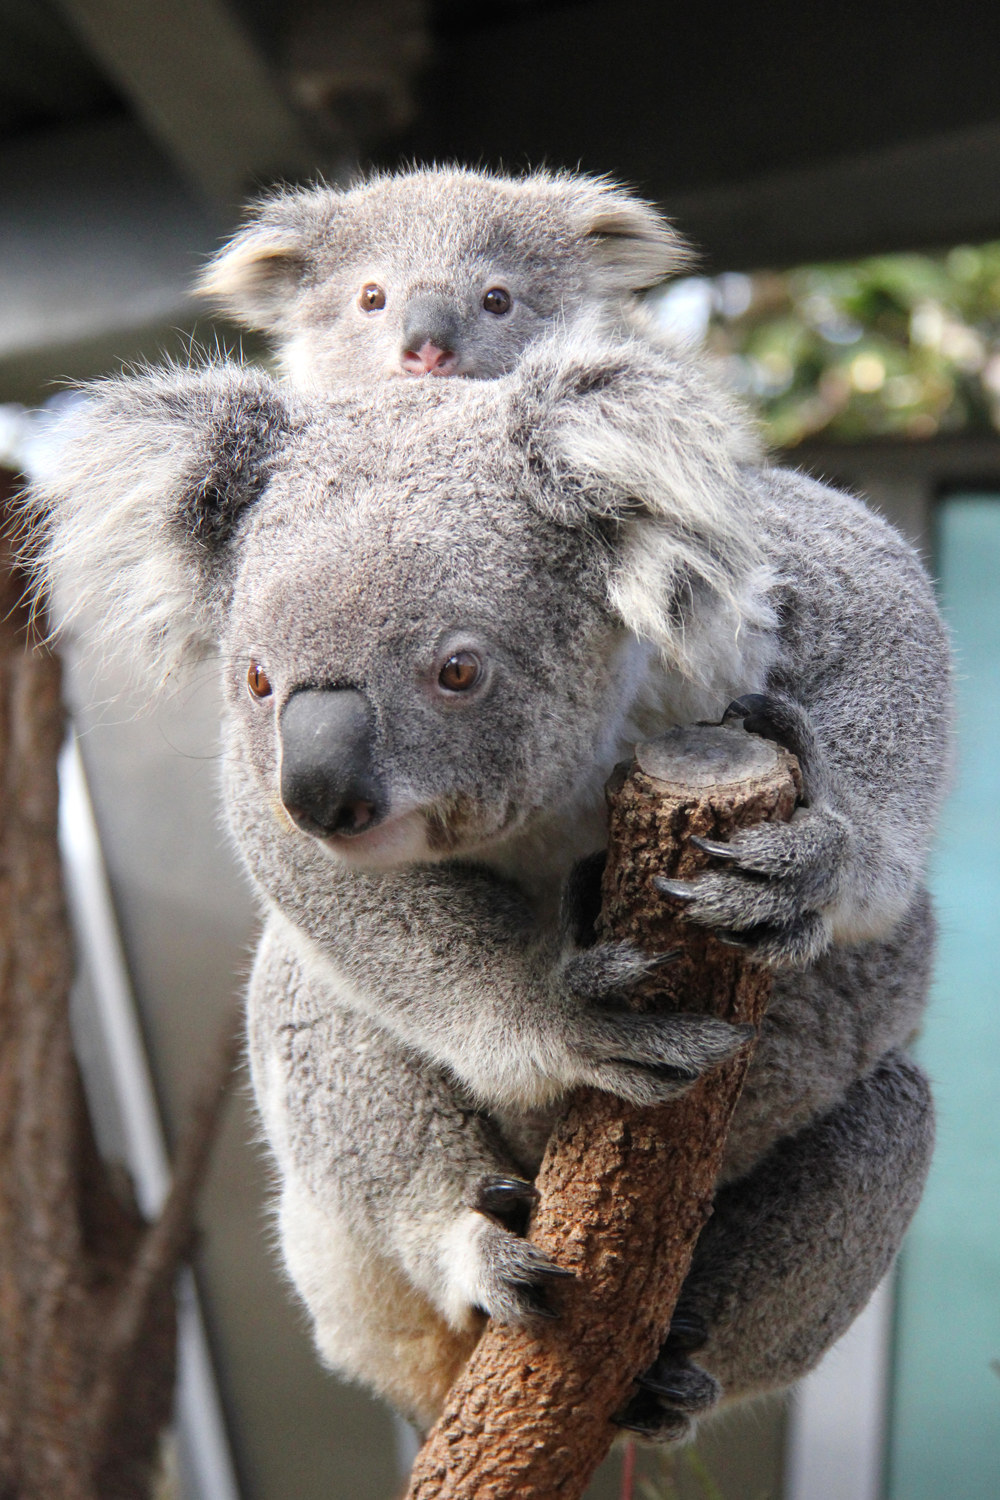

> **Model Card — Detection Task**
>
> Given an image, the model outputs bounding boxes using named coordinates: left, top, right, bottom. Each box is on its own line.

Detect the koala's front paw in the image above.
left=614, top=1309, right=719, bottom=1443
left=655, top=807, right=849, bottom=968
left=562, top=944, right=751, bottom=1105
left=441, top=1195, right=573, bottom=1328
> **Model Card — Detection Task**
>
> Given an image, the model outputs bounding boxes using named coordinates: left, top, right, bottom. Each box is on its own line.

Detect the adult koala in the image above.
left=29, top=322, right=951, bottom=1438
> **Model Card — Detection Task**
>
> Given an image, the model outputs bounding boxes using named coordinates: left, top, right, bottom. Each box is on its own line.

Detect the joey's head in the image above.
left=27, top=325, right=764, bottom=890
left=196, top=166, right=692, bottom=385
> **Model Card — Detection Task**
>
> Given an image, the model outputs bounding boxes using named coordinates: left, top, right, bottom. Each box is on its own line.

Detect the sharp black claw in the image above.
left=531, top=1261, right=576, bottom=1281
left=520, top=1285, right=560, bottom=1320
left=666, top=1310, right=708, bottom=1352
left=474, top=1175, right=538, bottom=1217
left=650, top=948, right=683, bottom=968
left=721, top=693, right=771, bottom=726
left=713, top=928, right=753, bottom=949
left=611, top=1413, right=660, bottom=1437
left=721, top=692, right=809, bottom=762
left=654, top=877, right=696, bottom=903
left=690, top=834, right=739, bottom=862
left=474, top=1176, right=538, bottom=1234
left=636, top=1372, right=696, bottom=1402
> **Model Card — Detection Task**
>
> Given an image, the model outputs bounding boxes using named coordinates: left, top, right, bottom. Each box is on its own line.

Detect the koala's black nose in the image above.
left=280, top=688, right=385, bottom=838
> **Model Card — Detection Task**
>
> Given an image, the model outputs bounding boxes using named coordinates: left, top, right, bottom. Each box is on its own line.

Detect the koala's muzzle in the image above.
left=280, top=688, right=386, bottom=838
left=400, top=293, right=460, bottom=375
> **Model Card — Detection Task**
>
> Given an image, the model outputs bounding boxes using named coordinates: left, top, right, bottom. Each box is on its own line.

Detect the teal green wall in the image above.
left=887, top=495, right=1000, bottom=1498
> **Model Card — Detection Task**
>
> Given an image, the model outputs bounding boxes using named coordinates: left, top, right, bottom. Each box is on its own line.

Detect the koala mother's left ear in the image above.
left=22, top=362, right=292, bottom=685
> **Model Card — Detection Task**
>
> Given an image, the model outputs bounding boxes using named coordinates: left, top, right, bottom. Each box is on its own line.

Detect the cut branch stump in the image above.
left=405, top=724, right=801, bottom=1500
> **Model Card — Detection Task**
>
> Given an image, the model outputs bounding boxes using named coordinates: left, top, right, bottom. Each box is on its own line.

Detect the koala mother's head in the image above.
left=27, top=327, right=764, bottom=877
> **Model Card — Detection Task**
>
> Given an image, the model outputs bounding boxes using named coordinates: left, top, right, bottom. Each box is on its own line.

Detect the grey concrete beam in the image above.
left=52, top=0, right=324, bottom=205
left=0, top=119, right=243, bottom=404
left=670, top=122, right=1000, bottom=271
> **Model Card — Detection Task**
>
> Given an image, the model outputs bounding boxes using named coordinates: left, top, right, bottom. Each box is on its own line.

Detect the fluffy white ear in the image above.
left=23, top=363, right=290, bottom=684
left=514, top=322, right=775, bottom=688
left=573, top=179, right=696, bottom=294
left=195, top=186, right=339, bottom=331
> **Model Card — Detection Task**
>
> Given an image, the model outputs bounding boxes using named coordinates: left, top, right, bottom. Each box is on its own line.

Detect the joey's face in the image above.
left=200, top=169, right=691, bottom=390
left=281, top=178, right=595, bottom=385
left=223, top=478, right=629, bottom=874
left=287, top=253, right=567, bottom=386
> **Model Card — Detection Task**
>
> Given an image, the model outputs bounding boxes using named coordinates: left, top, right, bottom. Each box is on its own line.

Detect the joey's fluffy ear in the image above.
left=23, top=363, right=291, bottom=682
left=195, top=187, right=337, bottom=331
left=572, top=180, right=695, bottom=294
left=513, top=324, right=775, bottom=686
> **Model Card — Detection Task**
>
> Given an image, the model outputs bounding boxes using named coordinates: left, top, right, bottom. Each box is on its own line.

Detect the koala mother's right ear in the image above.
left=22, top=363, right=291, bottom=685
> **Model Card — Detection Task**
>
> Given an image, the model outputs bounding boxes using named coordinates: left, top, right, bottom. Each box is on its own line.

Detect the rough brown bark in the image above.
left=405, top=724, right=801, bottom=1500
left=0, top=470, right=235, bottom=1500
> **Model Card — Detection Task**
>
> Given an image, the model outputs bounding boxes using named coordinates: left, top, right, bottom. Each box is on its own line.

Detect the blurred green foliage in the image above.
left=683, top=244, right=1000, bottom=447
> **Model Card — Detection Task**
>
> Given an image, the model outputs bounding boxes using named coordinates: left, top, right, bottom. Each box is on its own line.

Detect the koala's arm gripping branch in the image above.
left=404, top=725, right=801, bottom=1500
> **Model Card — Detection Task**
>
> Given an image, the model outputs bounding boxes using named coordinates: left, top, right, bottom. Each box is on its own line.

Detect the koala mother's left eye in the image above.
left=438, top=651, right=482, bottom=692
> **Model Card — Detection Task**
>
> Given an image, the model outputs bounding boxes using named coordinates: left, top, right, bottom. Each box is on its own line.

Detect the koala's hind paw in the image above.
left=654, top=808, right=847, bottom=968
left=614, top=1354, right=720, bottom=1444
left=449, top=1211, right=573, bottom=1327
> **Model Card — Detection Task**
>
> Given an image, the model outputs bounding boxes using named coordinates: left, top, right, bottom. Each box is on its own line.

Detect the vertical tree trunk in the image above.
left=405, top=725, right=801, bottom=1500
left=0, top=471, right=233, bottom=1500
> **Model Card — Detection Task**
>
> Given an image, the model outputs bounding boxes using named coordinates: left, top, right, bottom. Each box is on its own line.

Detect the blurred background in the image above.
left=1, top=3, right=998, bottom=1498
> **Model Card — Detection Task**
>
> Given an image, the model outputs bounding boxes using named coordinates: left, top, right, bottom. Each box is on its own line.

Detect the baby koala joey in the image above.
left=197, top=164, right=691, bottom=384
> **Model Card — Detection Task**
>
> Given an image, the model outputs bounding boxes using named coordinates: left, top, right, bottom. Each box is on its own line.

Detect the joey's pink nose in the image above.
left=401, top=340, right=458, bottom=375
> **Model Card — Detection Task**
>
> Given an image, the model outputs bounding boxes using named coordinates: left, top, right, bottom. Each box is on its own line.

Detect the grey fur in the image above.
left=26, top=320, right=952, bottom=1435
left=196, top=166, right=694, bottom=384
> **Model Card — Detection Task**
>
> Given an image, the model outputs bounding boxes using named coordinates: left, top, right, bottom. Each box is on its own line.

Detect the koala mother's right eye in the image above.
left=437, top=651, right=483, bottom=693
left=247, top=662, right=273, bottom=699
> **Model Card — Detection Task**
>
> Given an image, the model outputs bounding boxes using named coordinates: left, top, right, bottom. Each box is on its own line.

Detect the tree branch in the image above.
left=406, top=724, right=801, bottom=1500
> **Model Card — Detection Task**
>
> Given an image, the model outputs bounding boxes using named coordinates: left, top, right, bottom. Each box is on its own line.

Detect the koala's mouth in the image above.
left=299, top=794, right=515, bottom=871
left=309, top=806, right=433, bottom=870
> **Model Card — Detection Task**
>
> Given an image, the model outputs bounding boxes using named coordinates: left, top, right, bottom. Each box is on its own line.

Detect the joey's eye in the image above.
left=359, top=283, right=386, bottom=311
left=483, top=287, right=512, bottom=315
left=438, top=651, right=482, bottom=692
left=247, top=662, right=272, bottom=699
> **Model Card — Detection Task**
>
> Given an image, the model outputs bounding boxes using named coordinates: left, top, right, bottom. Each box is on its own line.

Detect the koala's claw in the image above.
left=563, top=940, right=678, bottom=1005
left=688, top=834, right=740, bottom=862
left=721, top=692, right=814, bottom=766
left=615, top=1355, right=720, bottom=1443
left=653, top=877, right=698, bottom=904
left=663, top=1307, right=708, bottom=1354
left=473, top=1174, right=538, bottom=1224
